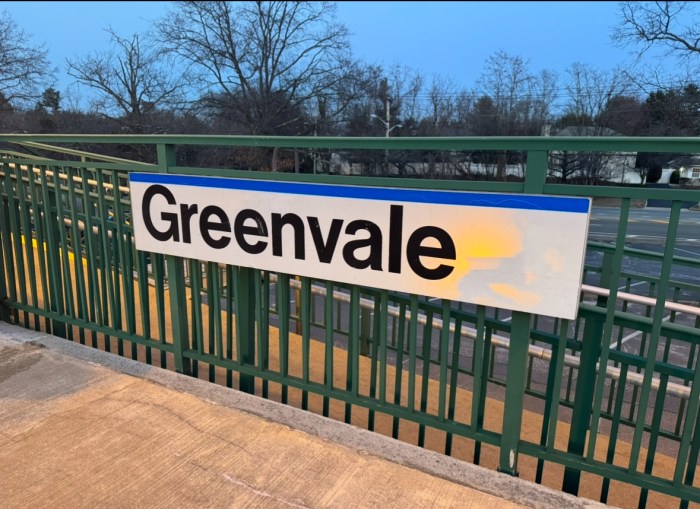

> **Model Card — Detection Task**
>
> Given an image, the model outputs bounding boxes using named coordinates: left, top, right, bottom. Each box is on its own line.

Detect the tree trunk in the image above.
left=272, top=146, right=279, bottom=171
left=497, top=151, right=506, bottom=179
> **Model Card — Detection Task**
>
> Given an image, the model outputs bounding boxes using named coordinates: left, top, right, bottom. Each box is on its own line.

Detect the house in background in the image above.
left=663, top=155, right=700, bottom=185
left=549, top=126, right=639, bottom=184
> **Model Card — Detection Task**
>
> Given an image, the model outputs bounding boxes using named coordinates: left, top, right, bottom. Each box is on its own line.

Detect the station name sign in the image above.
left=129, top=174, right=591, bottom=319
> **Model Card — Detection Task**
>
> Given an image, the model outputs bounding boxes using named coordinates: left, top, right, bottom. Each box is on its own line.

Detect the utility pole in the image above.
left=371, top=95, right=402, bottom=175
left=383, top=97, right=390, bottom=172
left=384, top=97, right=391, bottom=138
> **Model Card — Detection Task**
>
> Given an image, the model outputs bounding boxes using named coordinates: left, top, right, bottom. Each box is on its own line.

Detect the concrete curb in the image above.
left=0, top=322, right=607, bottom=509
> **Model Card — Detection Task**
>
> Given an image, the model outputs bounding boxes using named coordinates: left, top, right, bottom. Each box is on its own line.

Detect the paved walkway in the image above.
left=0, top=322, right=601, bottom=508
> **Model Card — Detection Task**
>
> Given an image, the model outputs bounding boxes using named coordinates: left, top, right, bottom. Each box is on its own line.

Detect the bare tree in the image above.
left=472, top=51, right=557, bottom=178
left=474, top=52, right=556, bottom=135
left=614, top=2, right=700, bottom=61
left=613, top=2, right=700, bottom=89
left=530, top=69, right=558, bottom=133
left=549, top=63, right=633, bottom=184
left=454, top=90, right=475, bottom=132
left=0, top=11, right=53, bottom=107
left=424, top=76, right=456, bottom=132
left=476, top=51, right=532, bottom=136
left=412, top=76, right=459, bottom=177
left=156, top=1, right=351, bottom=137
left=67, top=29, right=188, bottom=133
left=384, top=65, right=424, bottom=125
left=373, top=66, right=424, bottom=176
left=563, top=63, right=630, bottom=126
left=549, top=149, right=603, bottom=184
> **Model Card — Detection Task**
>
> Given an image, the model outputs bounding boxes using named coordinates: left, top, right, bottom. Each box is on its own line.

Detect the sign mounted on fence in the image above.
left=129, top=173, right=591, bottom=319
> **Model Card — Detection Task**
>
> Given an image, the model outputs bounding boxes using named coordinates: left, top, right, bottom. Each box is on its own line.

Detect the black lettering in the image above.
left=142, top=184, right=179, bottom=242
left=180, top=203, right=198, bottom=244
left=388, top=205, right=403, bottom=273
left=272, top=213, right=305, bottom=260
left=342, top=220, right=383, bottom=270
left=406, top=226, right=455, bottom=280
left=308, top=217, right=343, bottom=263
left=234, top=209, right=268, bottom=254
left=199, top=205, right=231, bottom=249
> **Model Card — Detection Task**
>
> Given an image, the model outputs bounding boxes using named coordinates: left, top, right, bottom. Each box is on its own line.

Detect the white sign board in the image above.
left=129, top=174, right=591, bottom=319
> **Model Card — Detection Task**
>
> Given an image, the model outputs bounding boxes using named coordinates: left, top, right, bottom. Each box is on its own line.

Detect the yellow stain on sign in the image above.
left=428, top=210, right=525, bottom=300
left=457, top=215, right=523, bottom=259
left=488, top=283, right=543, bottom=307
left=544, top=249, right=564, bottom=273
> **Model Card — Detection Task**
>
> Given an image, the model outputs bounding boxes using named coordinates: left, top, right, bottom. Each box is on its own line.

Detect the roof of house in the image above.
left=666, top=155, right=700, bottom=169
left=554, top=126, right=621, bottom=137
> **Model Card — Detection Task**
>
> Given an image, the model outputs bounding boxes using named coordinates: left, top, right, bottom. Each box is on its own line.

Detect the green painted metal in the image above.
left=0, top=133, right=698, bottom=153
left=629, top=203, right=682, bottom=473
left=322, top=280, right=335, bottom=417
left=0, top=166, right=17, bottom=324
left=0, top=216, right=8, bottom=322
left=0, top=135, right=699, bottom=507
left=563, top=250, right=611, bottom=495
left=167, top=256, right=191, bottom=375
left=345, top=286, right=361, bottom=423
left=300, top=276, right=311, bottom=410
left=499, top=311, right=532, bottom=476
left=235, top=267, right=257, bottom=394
left=277, top=273, right=291, bottom=404
left=536, top=318, right=569, bottom=484
left=41, top=167, right=67, bottom=338
left=586, top=200, right=631, bottom=459
left=11, top=167, right=29, bottom=320
left=444, top=314, right=464, bottom=456
left=470, top=306, right=487, bottom=435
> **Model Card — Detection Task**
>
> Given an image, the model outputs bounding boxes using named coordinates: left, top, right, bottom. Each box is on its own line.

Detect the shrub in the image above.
left=646, top=164, right=663, bottom=183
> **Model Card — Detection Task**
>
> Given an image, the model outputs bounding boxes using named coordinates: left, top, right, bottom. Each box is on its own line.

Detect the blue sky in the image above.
left=2, top=1, right=668, bottom=98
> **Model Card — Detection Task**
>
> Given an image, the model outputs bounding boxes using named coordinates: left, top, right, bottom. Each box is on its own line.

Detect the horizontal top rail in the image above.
left=14, top=141, right=156, bottom=166
left=4, top=154, right=700, bottom=202
left=0, top=150, right=56, bottom=161
left=0, top=134, right=700, bottom=152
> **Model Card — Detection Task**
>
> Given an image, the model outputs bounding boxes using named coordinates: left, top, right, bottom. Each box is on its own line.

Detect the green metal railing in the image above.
left=0, top=135, right=698, bottom=508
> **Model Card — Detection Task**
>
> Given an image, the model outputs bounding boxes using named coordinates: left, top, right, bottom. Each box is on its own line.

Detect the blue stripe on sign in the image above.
left=129, top=173, right=590, bottom=213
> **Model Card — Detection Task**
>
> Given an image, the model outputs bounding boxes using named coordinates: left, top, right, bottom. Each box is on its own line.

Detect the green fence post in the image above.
left=236, top=266, right=256, bottom=394
left=360, top=303, right=371, bottom=356
left=497, top=149, right=549, bottom=475
left=0, top=226, right=8, bottom=322
left=562, top=315, right=604, bottom=494
left=498, top=310, right=532, bottom=475
left=0, top=179, right=9, bottom=323
left=156, top=143, right=191, bottom=375
left=522, top=149, right=548, bottom=194
left=45, top=182, right=66, bottom=338
left=166, top=255, right=191, bottom=375
left=562, top=251, right=612, bottom=494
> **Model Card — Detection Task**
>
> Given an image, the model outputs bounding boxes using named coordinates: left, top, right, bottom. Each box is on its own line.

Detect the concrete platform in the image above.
left=0, top=322, right=602, bottom=508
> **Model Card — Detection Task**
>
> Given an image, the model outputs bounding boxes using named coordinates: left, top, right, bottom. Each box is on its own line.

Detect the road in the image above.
left=585, top=206, right=699, bottom=300
left=588, top=206, right=700, bottom=253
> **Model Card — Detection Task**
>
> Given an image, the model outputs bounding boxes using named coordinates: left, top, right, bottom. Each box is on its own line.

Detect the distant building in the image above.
left=663, top=155, right=700, bottom=185
left=549, top=126, right=639, bottom=184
